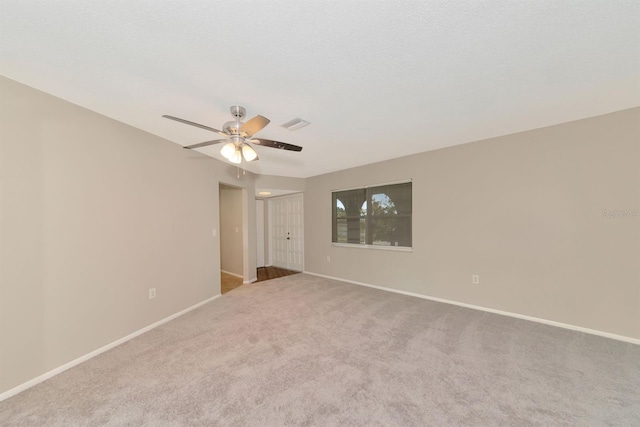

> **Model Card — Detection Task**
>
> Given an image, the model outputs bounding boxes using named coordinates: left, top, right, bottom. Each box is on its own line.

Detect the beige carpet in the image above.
left=1, top=274, right=639, bottom=425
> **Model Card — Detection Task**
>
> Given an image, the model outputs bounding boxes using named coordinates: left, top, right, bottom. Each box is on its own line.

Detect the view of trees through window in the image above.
left=332, top=182, right=411, bottom=247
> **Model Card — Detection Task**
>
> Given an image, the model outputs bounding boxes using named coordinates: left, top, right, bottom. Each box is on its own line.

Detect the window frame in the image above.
left=331, top=180, right=412, bottom=251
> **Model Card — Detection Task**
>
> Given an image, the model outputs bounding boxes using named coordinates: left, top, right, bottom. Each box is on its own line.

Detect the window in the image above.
left=332, top=181, right=412, bottom=248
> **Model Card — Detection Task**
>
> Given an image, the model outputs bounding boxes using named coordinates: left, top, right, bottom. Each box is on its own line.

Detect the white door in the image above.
left=271, top=197, right=288, bottom=268
left=287, top=195, right=304, bottom=271
left=270, top=194, right=304, bottom=271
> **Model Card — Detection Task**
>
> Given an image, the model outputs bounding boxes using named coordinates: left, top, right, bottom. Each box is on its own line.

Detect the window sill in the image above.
left=331, top=243, right=413, bottom=252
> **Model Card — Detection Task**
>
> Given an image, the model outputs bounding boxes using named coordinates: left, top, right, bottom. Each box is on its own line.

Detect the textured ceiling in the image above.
left=1, top=1, right=639, bottom=178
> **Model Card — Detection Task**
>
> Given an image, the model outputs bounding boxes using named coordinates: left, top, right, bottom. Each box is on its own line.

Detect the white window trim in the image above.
left=332, top=242, right=413, bottom=252
left=330, top=178, right=412, bottom=193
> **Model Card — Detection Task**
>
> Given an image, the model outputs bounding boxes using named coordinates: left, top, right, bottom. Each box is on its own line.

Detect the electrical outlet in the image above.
left=149, top=288, right=156, bottom=299
left=472, top=275, right=480, bottom=285
left=327, top=255, right=331, bottom=263
left=212, top=228, right=217, bottom=237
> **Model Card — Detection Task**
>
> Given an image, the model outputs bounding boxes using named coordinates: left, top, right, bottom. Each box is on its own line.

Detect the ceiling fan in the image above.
left=163, top=106, right=303, bottom=164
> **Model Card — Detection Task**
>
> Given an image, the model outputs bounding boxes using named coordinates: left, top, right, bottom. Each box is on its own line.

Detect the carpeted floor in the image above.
left=1, top=274, right=639, bottom=425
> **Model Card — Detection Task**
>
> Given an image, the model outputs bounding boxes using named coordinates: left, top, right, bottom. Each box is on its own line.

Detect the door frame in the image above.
left=256, top=199, right=265, bottom=268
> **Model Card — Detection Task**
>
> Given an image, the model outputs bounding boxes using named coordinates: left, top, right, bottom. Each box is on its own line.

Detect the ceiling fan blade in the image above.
left=183, top=139, right=227, bottom=149
left=163, top=115, right=226, bottom=136
left=239, top=115, right=270, bottom=138
left=251, top=138, right=303, bottom=152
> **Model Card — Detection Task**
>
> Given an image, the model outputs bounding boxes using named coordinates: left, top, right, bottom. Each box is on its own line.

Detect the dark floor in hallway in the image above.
left=221, top=266, right=300, bottom=294
left=257, top=266, right=300, bottom=282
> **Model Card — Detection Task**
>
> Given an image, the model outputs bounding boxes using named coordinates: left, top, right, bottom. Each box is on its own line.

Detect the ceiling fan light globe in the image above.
left=220, top=142, right=236, bottom=159
left=229, top=147, right=242, bottom=164
left=242, top=144, right=258, bottom=161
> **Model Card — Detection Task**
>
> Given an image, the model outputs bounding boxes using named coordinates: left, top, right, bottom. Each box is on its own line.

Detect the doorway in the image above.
left=269, top=193, right=304, bottom=271
left=219, top=183, right=245, bottom=293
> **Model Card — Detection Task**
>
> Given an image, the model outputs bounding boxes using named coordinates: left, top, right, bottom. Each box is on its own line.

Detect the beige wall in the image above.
left=304, top=108, right=640, bottom=340
left=219, top=185, right=244, bottom=276
left=254, top=174, right=305, bottom=193
left=0, top=76, right=258, bottom=394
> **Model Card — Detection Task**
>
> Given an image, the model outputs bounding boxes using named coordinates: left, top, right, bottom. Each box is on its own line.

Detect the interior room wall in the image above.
left=304, top=108, right=640, bottom=341
left=0, top=76, right=258, bottom=395
left=253, top=174, right=305, bottom=193
left=219, top=185, right=244, bottom=276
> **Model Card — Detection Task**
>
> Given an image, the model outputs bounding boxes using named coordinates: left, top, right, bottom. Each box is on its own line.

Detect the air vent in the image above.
left=281, top=118, right=310, bottom=131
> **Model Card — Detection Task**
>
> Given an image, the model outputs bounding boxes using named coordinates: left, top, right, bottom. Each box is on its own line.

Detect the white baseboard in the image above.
left=221, top=270, right=243, bottom=279
left=244, top=277, right=258, bottom=284
left=0, top=295, right=221, bottom=403
left=304, top=271, right=640, bottom=346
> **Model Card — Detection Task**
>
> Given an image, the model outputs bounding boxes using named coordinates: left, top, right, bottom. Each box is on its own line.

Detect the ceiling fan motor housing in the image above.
left=223, top=121, right=242, bottom=135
